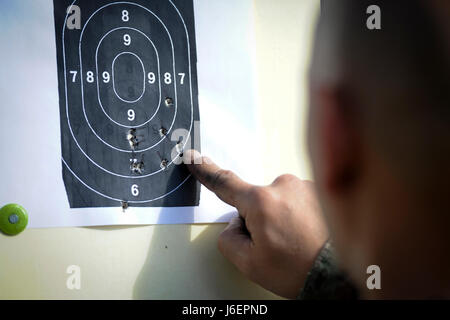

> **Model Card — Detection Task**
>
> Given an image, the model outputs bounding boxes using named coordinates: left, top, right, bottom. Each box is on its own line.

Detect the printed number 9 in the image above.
left=122, top=10, right=129, bottom=22
left=127, top=109, right=135, bottom=121
left=148, top=72, right=156, bottom=84
left=131, top=184, right=139, bottom=197
left=102, top=71, right=110, bottom=83
left=123, top=34, right=131, bottom=46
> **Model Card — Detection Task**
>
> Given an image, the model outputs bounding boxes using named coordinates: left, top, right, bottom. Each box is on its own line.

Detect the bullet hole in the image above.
left=130, top=159, right=145, bottom=174
left=160, top=159, right=168, bottom=170
left=165, top=97, right=174, bottom=107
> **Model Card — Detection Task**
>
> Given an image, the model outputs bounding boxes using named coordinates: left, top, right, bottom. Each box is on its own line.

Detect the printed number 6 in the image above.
left=131, top=184, right=139, bottom=197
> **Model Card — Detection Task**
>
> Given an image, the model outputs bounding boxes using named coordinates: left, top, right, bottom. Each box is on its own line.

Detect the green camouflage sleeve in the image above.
left=298, top=241, right=359, bottom=300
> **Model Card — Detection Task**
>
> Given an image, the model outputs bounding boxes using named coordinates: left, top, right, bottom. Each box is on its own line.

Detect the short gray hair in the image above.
left=312, top=0, right=450, bottom=192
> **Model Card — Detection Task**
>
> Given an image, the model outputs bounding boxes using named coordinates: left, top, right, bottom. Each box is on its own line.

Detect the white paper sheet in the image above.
left=0, top=0, right=262, bottom=228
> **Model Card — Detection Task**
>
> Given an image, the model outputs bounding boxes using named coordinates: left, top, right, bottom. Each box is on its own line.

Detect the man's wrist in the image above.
left=298, top=240, right=359, bottom=300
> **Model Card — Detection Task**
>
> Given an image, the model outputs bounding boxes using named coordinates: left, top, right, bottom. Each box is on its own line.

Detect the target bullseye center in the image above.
left=112, top=52, right=146, bottom=103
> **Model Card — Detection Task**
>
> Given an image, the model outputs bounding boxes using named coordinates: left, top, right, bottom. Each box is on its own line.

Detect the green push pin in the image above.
left=0, top=204, right=28, bottom=236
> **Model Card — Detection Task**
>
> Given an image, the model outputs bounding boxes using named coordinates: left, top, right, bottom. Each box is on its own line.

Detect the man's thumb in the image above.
left=218, top=216, right=253, bottom=275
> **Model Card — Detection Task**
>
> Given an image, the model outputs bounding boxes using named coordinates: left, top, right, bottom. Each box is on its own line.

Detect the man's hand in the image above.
left=183, top=150, right=329, bottom=299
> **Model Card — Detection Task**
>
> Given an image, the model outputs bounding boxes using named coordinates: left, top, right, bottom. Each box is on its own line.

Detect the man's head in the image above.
left=308, top=0, right=450, bottom=298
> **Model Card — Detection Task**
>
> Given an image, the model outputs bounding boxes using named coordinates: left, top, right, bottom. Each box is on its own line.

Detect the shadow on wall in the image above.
left=131, top=219, right=281, bottom=299
left=131, top=170, right=281, bottom=299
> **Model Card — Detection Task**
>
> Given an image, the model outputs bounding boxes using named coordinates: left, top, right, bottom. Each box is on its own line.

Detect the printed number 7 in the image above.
left=70, top=71, right=77, bottom=82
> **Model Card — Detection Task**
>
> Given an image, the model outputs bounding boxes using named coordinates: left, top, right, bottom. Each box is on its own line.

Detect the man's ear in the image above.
left=316, top=87, right=361, bottom=195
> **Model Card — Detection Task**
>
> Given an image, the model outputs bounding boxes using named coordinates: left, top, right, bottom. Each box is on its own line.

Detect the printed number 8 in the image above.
left=164, top=72, right=172, bottom=85
left=86, top=71, right=94, bottom=83
left=122, top=10, right=129, bottom=22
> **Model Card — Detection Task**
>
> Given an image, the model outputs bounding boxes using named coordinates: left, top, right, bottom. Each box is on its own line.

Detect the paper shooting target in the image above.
left=53, top=0, right=200, bottom=208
